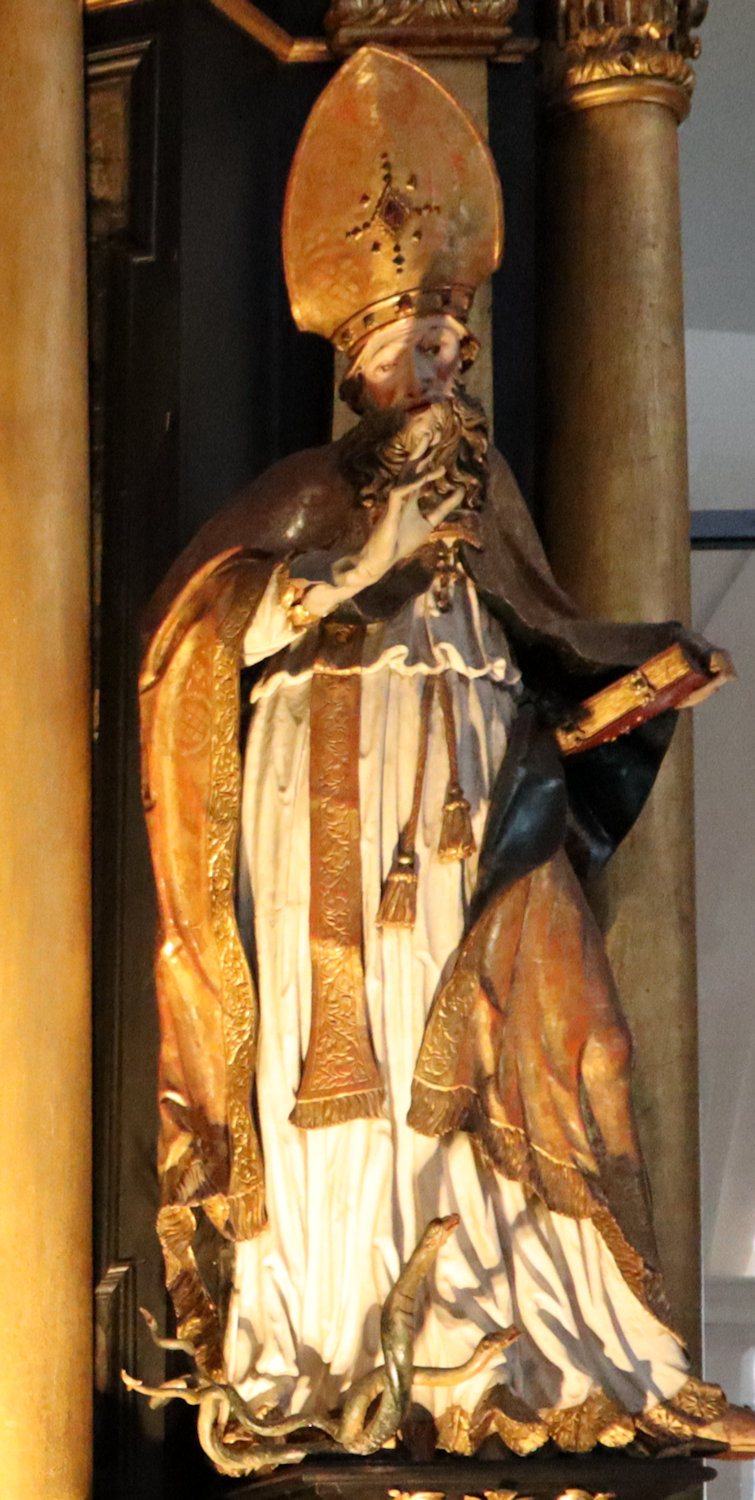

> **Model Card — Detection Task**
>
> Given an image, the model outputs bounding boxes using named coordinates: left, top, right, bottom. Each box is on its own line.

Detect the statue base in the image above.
left=216, top=1453, right=717, bottom=1500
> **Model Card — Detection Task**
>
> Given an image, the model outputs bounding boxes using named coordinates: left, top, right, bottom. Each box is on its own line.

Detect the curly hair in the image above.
left=338, top=385, right=489, bottom=517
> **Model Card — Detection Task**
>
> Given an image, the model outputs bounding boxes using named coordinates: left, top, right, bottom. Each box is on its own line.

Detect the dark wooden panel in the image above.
left=87, top=9, right=182, bottom=1496
left=209, top=1453, right=716, bottom=1500
left=489, top=46, right=539, bottom=509
left=178, top=0, right=334, bottom=542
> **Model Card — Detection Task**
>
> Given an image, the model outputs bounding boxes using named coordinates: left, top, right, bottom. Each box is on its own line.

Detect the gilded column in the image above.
left=0, top=4, right=91, bottom=1496
left=539, top=1, right=706, bottom=1358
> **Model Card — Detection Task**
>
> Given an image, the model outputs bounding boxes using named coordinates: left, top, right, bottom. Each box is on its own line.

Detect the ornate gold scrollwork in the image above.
left=387, top=1491, right=446, bottom=1499
left=325, top=0, right=525, bottom=59
left=328, top=0, right=516, bottom=18
left=386, top=1490, right=616, bottom=1500
left=539, top=1387, right=634, bottom=1452
left=557, top=1492, right=617, bottom=1500
left=543, top=0, right=707, bottom=112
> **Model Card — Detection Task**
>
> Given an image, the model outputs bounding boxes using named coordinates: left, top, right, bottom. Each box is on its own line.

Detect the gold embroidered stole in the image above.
left=290, top=619, right=384, bottom=1126
left=290, top=612, right=476, bottom=1127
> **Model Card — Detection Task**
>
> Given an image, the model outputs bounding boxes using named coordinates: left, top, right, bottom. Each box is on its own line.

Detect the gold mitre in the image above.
left=283, top=46, right=503, bottom=355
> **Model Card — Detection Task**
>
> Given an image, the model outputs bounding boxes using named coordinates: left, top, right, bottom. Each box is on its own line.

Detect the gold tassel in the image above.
left=377, top=677, right=435, bottom=930
left=436, top=675, right=475, bottom=864
left=376, top=850, right=418, bottom=928
left=438, top=781, right=476, bottom=861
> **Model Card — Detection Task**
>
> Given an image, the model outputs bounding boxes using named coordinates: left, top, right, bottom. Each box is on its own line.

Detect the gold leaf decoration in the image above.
left=470, top=1384, right=550, bottom=1457
left=436, top=1403, right=473, bottom=1455
left=540, top=1388, right=633, bottom=1454
left=542, top=0, right=706, bottom=101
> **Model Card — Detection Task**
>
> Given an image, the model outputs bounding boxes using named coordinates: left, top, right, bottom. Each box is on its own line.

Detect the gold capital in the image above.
left=325, top=0, right=523, bottom=59
left=542, top=0, right=707, bottom=115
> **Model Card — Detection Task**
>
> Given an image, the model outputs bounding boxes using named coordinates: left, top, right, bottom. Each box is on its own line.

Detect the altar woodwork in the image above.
left=75, top=1, right=723, bottom=1495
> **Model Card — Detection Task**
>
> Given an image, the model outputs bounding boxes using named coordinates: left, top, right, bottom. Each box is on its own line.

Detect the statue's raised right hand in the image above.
left=342, top=466, right=450, bottom=586
left=288, top=467, right=460, bottom=622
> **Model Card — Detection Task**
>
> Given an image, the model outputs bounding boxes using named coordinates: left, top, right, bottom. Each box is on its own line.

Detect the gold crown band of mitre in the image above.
left=333, top=283, right=476, bottom=356
left=283, top=46, right=503, bottom=350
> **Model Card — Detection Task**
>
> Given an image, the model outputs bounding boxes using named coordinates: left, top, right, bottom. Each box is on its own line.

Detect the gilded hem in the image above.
left=210, top=639, right=266, bottom=1228
left=408, top=1077, right=477, bottom=1136
left=290, top=1085, right=386, bottom=1128
left=157, top=1204, right=226, bottom=1380
left=435, top=1380, right=727, bottom=1458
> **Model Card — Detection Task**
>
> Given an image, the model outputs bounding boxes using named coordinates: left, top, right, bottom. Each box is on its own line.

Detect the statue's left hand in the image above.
left=673, top=631, right=736, bottom=708
left=677, top=647, right=736, bottom=707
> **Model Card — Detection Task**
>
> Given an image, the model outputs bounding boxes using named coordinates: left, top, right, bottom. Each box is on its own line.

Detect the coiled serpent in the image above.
left=124, top=1213, right=519, bottom=1477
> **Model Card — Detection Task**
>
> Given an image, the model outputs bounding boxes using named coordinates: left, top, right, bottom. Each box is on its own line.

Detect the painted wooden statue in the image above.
left=136, top=46, right=753, bottom=1477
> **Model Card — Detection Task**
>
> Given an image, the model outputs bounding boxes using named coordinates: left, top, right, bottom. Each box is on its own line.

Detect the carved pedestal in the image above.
left=219, top=1454, right=716, bottom=1500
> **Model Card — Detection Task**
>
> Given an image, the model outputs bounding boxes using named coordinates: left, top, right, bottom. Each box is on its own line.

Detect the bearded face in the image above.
left=339, top=386, right=490, bottom=520
left=338, top=313, right=489, bottom=518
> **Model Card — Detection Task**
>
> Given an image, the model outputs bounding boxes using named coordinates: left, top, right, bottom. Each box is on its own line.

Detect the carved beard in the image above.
left=339, top=386, right=489, bottom=518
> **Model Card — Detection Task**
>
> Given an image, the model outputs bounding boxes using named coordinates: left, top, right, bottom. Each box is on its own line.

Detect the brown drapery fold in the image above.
left=140, top=551, right=269, bottom=1242
left=409, top=849, right=674, bottom=1331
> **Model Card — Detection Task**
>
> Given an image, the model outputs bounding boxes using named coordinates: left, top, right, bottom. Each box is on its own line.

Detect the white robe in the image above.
left=225, top=566, right=689, bottom=1425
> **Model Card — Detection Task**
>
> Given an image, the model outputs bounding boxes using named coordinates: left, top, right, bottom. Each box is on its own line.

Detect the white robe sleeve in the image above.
left=242, top=557, right=365, bottom=667
left=242, top=567, right=303, bottom=666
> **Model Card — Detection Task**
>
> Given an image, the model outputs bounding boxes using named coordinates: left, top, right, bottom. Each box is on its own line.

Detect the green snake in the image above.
left=124, top=1213, right=519, bottom=1477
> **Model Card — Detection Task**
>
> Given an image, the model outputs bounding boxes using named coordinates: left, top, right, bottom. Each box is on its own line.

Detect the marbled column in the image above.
left=0, top=4, right=92, bottom=1494
left=540, top=67, right=701, bottom=1359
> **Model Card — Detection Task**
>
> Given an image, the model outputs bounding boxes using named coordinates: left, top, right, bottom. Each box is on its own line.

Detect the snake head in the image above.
left=478, top=1325, right=521, bottom=1356
left=393, top=1214, right=462, bottom=1307
left=428, top=1212, right=460, bottom=1247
